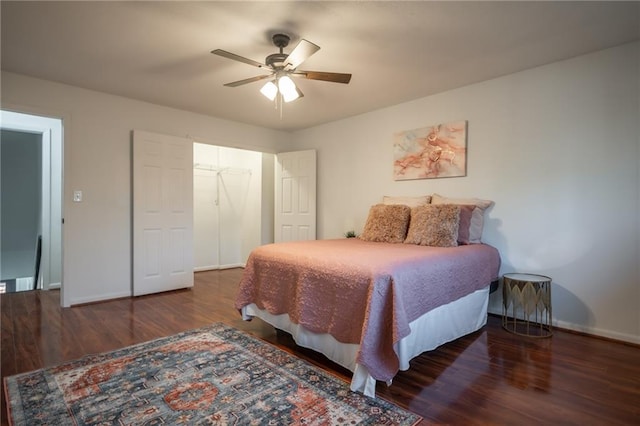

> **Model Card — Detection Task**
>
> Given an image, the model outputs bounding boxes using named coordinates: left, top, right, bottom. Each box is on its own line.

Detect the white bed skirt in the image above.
left=241, top=285, right=489, bottom=397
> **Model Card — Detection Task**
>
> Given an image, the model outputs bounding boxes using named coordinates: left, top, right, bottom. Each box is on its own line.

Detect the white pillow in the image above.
left=431, top=193, right=493, bottom=243
left=382, top=195, right=431, bottom=208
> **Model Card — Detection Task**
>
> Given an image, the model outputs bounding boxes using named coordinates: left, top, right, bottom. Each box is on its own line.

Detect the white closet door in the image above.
left=218, top=171, right=244, bottom=267
left=275, top=150, right=316, bottom=242
left=132, top=130, right=193, bottom=296
left=193, top=168, right=220, bottom=271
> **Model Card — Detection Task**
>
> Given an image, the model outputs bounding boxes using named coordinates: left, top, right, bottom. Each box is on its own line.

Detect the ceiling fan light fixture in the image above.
left=278, top=75, right=300, bottom=102
left=260, top=80, right=278, bottom=101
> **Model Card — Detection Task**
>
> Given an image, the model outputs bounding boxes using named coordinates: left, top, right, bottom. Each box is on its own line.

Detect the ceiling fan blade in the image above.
left=283, top=39, right=320, bottom=70
left=293, top=71, right=352, bottom=84
left=211, top=49, right=266, bottom=69
left=223, top=74, right=272, bottom=87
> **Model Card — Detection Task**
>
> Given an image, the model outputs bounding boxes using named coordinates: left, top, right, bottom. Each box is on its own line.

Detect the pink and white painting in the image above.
left=393, top=120, right=467, bottom=180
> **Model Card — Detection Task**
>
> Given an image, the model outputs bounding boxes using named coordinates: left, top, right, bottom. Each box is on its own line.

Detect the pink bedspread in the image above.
left=236, top=238, right=500, bottom=382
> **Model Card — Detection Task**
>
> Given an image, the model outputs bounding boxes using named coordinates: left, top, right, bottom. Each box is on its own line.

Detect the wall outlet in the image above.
left=73, top=190, right=83, bottom=202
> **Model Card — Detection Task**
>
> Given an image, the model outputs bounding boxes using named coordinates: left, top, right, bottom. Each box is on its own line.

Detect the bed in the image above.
left=236, top=199, right=500, bottom=397
left=236, top=234, right=501, bottom=397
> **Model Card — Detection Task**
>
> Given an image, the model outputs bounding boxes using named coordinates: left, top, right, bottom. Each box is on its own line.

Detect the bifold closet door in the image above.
left=193, top=167, right=220, bottom=270
left=132, top=130, right=193, bottom=296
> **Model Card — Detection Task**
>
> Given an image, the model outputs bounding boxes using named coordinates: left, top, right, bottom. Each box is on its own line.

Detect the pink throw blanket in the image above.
left=236, top=238, right=500, bottom=382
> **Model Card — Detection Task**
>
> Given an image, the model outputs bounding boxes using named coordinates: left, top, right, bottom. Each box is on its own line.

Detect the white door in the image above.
left=193, top=168, right=220, bottom=271
left=275, top=150, right=316, bottom=242
left=133, top=130, right=193, bottom=296
left=193, top=142, right=220, bottom=271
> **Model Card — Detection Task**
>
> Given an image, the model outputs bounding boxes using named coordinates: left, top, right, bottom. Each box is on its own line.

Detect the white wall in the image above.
left=1, top=71, right=291, bottom=306
left=292, top=42, right=640, bottom=343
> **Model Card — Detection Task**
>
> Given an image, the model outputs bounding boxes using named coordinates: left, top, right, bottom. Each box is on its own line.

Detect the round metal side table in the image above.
left=502, top=273, right=552, bottom=338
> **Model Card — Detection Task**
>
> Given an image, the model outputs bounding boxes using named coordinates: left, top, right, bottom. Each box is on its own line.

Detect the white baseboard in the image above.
left=70, top=291, right=131, bottom=307
left=553, top=319, right=640, bottom=345
left=47, top=282, right=61, bottom=290
left=194, top=263, right=245, bottom=272
left=219, top=263, right=245, bottom=270
left=488, top=307, right=640, bottom=345
left=194, top=265, right=218, bottom=272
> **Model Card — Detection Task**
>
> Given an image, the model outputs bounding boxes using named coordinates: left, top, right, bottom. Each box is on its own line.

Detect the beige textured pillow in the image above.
left=360, top=204, right=411, bottom=243
left=382, top=195, right=431, bottom=208
left=404, top=204, right=461, bottom=247
left=431, top=194, right=494, bottom=243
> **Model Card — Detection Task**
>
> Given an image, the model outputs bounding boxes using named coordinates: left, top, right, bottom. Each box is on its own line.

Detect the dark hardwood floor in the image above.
left=2, top=269, right=639, bottom=425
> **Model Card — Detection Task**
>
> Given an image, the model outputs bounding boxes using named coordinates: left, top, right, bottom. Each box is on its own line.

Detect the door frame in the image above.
left=0, top=109, right=64, bottom=299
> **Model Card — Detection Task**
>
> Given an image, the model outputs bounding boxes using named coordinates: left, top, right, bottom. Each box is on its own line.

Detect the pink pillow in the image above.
left=457, top=205, right=475, bottom=245
left=431, top=194, right=494, bottom=243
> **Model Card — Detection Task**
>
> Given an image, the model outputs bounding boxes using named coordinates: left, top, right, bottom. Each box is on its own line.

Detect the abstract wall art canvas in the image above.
left=393, top=120, right=467, bottom=180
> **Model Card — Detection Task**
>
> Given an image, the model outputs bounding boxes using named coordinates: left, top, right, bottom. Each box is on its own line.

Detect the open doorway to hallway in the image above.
left=0, top=110, right=63, bottom=294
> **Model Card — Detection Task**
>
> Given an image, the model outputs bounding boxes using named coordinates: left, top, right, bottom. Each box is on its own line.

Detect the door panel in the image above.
left=193, top=171, right=219, bottom=270
left=133, top=130, right=193, bottom=296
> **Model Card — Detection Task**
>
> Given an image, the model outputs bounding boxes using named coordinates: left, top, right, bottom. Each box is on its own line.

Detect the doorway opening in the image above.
left=193, top=143, right=273, bottom=271
left=0, top=110, right=63, bottom=295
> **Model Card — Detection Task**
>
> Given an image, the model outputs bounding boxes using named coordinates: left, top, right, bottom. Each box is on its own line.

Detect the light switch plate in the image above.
left=73, top=190, right=82, bottom=202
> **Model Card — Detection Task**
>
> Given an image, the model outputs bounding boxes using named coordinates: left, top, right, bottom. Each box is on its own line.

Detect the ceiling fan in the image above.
left=211, top=33, right=352, bottom=104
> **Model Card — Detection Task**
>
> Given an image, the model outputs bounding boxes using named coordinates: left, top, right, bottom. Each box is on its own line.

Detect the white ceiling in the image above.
left=2, top=1, right=639, bottom=131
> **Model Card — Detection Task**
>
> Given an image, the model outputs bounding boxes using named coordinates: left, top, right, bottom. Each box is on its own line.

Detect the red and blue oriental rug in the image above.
left=4, top=323, right=421, bottom=425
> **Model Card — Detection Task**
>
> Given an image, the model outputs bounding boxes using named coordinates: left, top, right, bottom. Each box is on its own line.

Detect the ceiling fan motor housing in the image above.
left=267, top=34, right=292, bottom=69
left=272, top=33, right=291, bottom=49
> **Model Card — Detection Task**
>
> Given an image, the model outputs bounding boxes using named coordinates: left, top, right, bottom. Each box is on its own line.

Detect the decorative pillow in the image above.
left=359, top=204, right=411, bottom=243
left=457, top=204, right=475, bottom=245
left=431, top=194, right=494, bottom=243
left=382, top=195, right=431, bottom=208
left=404, top=204, right=461, bottom=247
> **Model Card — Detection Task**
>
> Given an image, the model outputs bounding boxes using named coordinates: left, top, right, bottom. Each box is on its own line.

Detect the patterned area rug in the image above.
left=4, top=323, right=421, bottom=425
